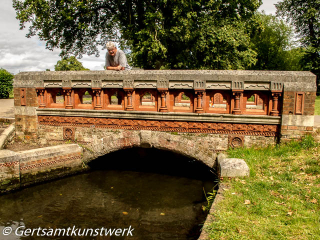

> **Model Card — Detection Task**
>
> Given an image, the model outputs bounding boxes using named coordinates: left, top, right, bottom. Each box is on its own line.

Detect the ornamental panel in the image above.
left=244, top=82, right=270, bottom=91
left=206, top=82, right=231, bottom=90
left=169, top=81, right=193, bottom=89
left=102, top=80, right=123, bottom=88
left=44, top=80, right=62, bottom=88
left=38, top=116, right=279, bottom=136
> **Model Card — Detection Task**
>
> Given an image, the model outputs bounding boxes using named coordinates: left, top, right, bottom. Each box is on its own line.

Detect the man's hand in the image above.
left=116, top=65, right=122, bottom=71
left=106, top=65, right=124, bottom=71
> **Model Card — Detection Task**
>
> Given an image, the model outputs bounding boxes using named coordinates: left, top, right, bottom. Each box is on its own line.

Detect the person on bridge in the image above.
left=105, top=42, right=131, bottom=71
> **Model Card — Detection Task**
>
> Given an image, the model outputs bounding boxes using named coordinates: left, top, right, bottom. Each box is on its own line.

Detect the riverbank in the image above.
left=204, top=133, right=320, bottom=239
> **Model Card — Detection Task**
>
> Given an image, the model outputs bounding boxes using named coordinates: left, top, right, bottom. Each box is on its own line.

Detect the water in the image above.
left=0, top=148, right=218, bottom=240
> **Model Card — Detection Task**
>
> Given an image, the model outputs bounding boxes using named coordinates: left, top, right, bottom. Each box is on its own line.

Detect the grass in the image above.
left=315, top=96, right=320, bottom=115
left=206, top=134, right=320, bottom=239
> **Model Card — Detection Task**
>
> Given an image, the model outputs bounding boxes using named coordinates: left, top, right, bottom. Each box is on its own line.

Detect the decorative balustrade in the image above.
left=37, top=87, right=281, bottom=116
left=32, top=72, right=285, bottom=117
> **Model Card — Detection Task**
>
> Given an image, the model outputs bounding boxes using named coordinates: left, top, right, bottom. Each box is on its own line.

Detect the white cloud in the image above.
left=0, top=0, right=106, bottom=74
left=258, top=0, right=279, bottom=15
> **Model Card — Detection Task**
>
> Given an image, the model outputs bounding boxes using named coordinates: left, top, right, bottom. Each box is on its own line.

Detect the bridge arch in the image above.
left=82, top=130, right=218, bottom=168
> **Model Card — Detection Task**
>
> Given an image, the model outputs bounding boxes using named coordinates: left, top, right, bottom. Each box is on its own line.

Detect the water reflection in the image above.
left=0, top=148, right=218, bottom=240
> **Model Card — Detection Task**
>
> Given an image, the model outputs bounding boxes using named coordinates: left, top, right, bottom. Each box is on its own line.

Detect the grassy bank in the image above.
left=315, top=96, right=320, bottom=115
left=206, top=135, right=320, bottom=239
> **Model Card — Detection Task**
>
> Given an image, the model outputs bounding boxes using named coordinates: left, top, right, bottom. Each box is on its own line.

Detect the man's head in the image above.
left=106, top=42, right=117, bottom=57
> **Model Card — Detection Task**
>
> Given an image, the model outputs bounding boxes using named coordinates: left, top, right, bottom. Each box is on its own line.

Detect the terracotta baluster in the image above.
left=37, top=88, right=46, bottom=108
left=232, top=91, right=242, bottom=115
left=93, top=89, right=102, bottom=110
left=63, top=88, right=73, bottom=109
left=195, top=91, right=204, bottom=113
left=159, top=90, right=168, bottom=112
left=271, top=93, right=280, bottom=116
left=125, top=90, right=134, bottom=111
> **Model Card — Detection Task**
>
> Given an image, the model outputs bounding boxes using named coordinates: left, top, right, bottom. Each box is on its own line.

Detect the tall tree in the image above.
left=54, top=56, right=89, bottom=71
left=276, top=0, right=320, bottom=83
left=13, top=0, right=262, bottom=70
left=249, top=13, right=304, bottom=71
left=0, top=68, right=14, bottom=99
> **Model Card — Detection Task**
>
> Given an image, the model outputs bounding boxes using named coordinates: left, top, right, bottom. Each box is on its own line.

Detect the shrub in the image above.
left=0, top=68, right=14, bottom=99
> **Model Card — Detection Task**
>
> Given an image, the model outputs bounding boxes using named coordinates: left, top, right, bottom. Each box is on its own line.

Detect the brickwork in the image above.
left=282, top=91, right=295, bottom=115
left=14, top=87, right=38, bottom=139
left=0, top=151, right=20, bottom=192
left=25, top=88, right=38, bottom=107
left=37, top=125, right=277, bottom=167
left=15, top=115, right=38, bottom=139
left=13, top=87, right=21, bottom=107
left=304, top=92, right=316, bottom=116
left=282, top=91, right=316, bottom=116
left=281, top=91, right=316, bottom=140
left=38, top=116, right=280, bottom=137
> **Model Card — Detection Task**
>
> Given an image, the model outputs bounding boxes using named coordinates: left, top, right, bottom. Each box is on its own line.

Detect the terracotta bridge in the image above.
left=0, top=70, right=316, bottom=192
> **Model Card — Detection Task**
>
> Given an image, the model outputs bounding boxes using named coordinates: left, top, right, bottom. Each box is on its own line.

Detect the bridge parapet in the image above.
left=13, top=70, right=316, bottom=146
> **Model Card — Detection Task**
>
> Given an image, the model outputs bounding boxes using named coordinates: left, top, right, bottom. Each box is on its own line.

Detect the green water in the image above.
left=0, top=148, right=218, bottom=240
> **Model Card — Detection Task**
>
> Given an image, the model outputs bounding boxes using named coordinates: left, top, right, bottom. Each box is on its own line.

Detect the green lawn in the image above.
left=205, top=135, right=320, bottom=239
left=315, top=96, right=320, bottom=115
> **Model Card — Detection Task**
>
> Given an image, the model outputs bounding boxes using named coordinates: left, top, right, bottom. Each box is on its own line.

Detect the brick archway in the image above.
left=83, top=130, right=217, bottom=168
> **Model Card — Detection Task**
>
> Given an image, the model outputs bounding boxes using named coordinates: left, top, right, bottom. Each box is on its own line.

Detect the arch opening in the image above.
left=85, top=147, right=219, bottom=239
left=110, top=91, right=120, bottom=105
left=140, top=92, right=156, bottom=106
left=89, top=147, right=217, bottom=181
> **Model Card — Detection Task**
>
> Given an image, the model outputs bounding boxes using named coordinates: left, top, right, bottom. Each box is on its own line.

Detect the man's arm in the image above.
left=106, top=66, right=123, bottom=70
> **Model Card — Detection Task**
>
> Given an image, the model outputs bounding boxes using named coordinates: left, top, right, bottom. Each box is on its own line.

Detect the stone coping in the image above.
left=0, top=124, right=15, bottom=149
left=14, top=70, right=316, bottom=79
left=14, top=70, right=316, bottom=92
left=36, top=108, right=281, bottom=125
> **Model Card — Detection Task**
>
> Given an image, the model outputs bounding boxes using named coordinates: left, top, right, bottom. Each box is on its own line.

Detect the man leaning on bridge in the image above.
left=105, top=42, right=131, bottom=71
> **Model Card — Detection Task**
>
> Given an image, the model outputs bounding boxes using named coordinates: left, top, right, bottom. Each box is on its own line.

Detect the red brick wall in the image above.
left=304, top=92, right=316, bottom=115
left=282, top=91, right=295, bottom=115
left=14, top=87, right=38, bottom=139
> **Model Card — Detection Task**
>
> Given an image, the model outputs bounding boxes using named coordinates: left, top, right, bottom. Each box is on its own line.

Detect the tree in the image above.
left=13, top=0, right=262, bottom=70
left=276, top=0, right=320, bottom=84
left=54, top=56, right=89, bottom=71
left=0, top=68, right=14, bottom=99
left=249, top=13, right=304, bottom=71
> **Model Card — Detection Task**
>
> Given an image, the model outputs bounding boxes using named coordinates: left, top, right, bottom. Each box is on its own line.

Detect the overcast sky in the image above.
left=0, top=0, right=280, bottom=75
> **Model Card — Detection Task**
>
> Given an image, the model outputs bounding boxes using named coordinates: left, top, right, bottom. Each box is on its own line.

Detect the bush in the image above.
left=0, top=68, right=14, bottom=99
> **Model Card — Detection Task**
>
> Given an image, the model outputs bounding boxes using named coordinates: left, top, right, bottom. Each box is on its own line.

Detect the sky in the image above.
left=0, top=0, right=280, bottom=75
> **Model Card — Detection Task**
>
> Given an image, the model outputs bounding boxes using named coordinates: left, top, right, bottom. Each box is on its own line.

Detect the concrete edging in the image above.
left=0, top=124, right=15, bottom=149
left=0, top=144, right=84, bottom=193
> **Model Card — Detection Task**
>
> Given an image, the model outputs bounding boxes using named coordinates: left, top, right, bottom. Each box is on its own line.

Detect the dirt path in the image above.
left=0, top=99, right=14, bottom=118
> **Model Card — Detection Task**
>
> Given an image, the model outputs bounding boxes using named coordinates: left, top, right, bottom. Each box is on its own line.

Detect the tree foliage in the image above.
left=0, top=68, right=14, bottom=99
left=54, top=56, right=89, bottom=71
left=249, top=13, right=304, bottom=71
left=13, top=0, right=262, bottom=70
left=276, top=0, right=320, bottom=80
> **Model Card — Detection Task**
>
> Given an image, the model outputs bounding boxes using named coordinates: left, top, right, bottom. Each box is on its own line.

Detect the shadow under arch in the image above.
left=88, top=147, right=217, bottom=181
left=88, top=130, right=217, bottom=169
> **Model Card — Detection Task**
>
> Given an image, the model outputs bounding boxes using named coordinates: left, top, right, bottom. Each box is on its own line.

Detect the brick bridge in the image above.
left=12, top=70, right=316, bottom=166
left=0, top=70, right=316, bottom=192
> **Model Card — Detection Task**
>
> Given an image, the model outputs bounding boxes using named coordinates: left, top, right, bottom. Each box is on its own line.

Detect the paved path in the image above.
left=0, top=99, right=320, bottom=127
left=0, top=99, right=14, bottom=118
left=314, top=115, right=320, bottom=128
